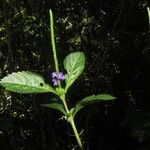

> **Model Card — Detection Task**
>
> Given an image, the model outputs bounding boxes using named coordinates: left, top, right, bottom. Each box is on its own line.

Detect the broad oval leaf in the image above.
left=63, top=52, right=85, bottom=92
left=41, top=103, right=67, bottom=115
left=0, top=71, right=57, bottom=94
left=73, top=94, right=116, bottom=118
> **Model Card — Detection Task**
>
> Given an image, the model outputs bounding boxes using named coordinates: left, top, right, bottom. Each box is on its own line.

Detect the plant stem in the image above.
left=49, top=9, right=61, bottom=88
left=61, top=94, right=69, bottom=113
left=69, top=117, right=84, bottom=150
left=49, top=9, right=83, bottom=149
left=147, top=7, right=150, bottom=33
left=60, top=95, right=84, bottom=149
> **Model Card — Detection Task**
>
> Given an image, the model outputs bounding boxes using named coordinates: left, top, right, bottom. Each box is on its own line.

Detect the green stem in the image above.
left=60, top=95, right=83, bottom=149
left=49, top=9, right=61, bottom=88
left=49, top=8, right=83, bottom=150
left=61, top=94, right=69, bottom=113
left=147, top=7, right=150, bottom=33
left=69, top=117, right=84, bottom=150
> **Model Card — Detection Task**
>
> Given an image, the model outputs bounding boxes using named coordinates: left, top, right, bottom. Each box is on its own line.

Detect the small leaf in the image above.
left=79, top=94, right=116, bottom=103
left=0, top=71, right=57, bottom=94
left=63, top=52, right=85, bottom=92
left=73, top=94, right=115, bottom=117
left=41, top=103, right=67, bottom=115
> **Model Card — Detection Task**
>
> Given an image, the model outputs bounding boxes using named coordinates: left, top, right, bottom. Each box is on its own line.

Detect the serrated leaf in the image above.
left=73, top=94, right=115, bottom=118
left=63, top=52, right=85, bottom=92
left=41, top=103, right=67, bottom=115
left=0, top=71, right=57, bottom=94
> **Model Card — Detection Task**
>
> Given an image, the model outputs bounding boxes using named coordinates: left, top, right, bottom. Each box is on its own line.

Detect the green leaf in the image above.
left=63, top=52, right=85, bottom=92
left=73, top=94, right=115, bottom=117
left=41, top=103, right=67, bottom=115
left=0, top=71, right=57, bottom=94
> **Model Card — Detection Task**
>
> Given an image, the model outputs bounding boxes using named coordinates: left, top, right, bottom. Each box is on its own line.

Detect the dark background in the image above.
left=0, top=0, right=150, bottom=149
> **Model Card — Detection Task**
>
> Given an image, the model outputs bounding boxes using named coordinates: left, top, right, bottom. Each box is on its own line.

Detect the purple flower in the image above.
left=52, top=72, right=57, bottom=78
left=52, top=79, right=58, bottom=86
left=51, top=72, right=65, bottom=86
left=58, top=72, right=65, bottom=80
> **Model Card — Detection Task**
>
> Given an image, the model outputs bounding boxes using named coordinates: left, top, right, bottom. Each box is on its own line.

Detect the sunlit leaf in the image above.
left=73, top=94, right=115, bottom=117
left=41, top=103, right=67, bottom=115
left=63, top=52, right=85, bottom=92
left=0, top=71, right=57, bottom=94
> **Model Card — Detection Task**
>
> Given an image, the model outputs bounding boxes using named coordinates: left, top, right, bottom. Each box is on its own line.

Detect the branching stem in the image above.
left=61, top=95, right=84, bottom=150
left=49, top=9, right=84, bottom=150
